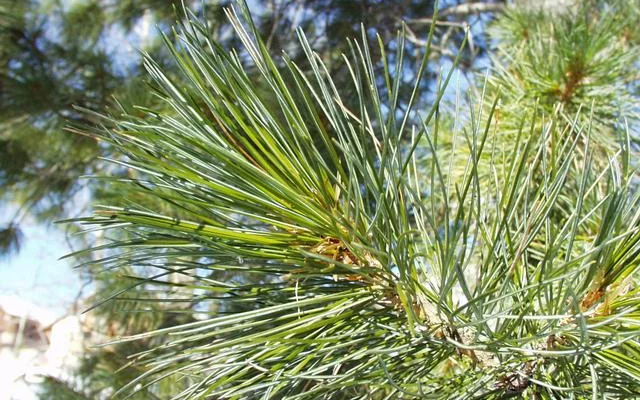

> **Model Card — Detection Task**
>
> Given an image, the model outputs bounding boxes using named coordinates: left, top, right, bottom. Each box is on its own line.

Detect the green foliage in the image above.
left=0, top=0, right=118, bottom=243
left=488, top=0, right=639, bottom=129
left=39, top=377, right=88, bottom=400
left=0, top=222, right=22, bottom=257
left=67, top=1, right=640, bottom=398
left=1, top=0, right=481, bottom=257
left=440, top=0, right=640, bottom=191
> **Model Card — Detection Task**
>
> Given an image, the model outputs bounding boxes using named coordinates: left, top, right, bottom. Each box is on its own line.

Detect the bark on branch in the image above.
left=439, top=2, right=505, bottom=17
left=408, top=2, right=504, bottom=25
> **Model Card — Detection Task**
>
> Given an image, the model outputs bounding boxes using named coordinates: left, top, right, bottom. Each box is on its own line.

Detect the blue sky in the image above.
left=0, top=206, right=84, bottom=316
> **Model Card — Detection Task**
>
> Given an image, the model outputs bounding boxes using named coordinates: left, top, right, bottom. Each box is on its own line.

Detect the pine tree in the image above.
left=52, top=0, right=640, bottom=398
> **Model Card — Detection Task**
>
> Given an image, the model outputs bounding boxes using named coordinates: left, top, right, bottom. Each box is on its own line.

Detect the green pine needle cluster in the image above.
left=66, top=1, right=640, bottom=398
left=489, top=0, right=639, bottom=135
